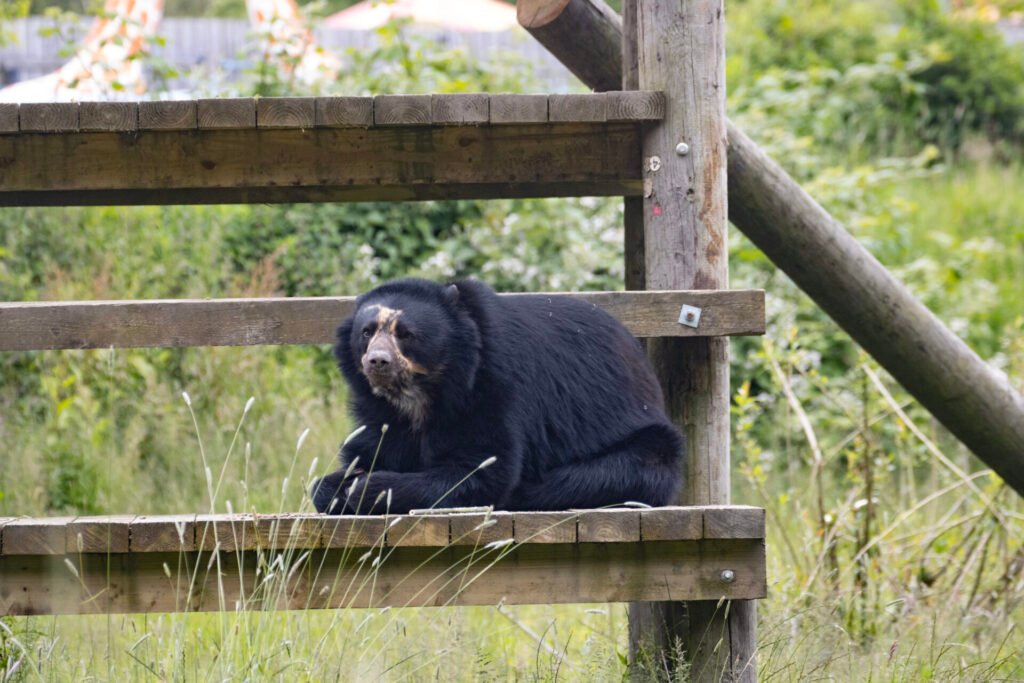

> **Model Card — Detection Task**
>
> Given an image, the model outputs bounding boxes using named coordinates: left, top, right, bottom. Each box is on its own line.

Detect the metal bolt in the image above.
left=720, top=569, right=735, bottom=583
left=678, top=304, right=702, bottom=328
left=675, top=142, right=690, bottom=156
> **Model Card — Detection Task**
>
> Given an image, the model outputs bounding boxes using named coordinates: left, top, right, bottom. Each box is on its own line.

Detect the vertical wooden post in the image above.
left=622, top=0, right=645, bottom=292
left=632, top=1, right=757, bottom=680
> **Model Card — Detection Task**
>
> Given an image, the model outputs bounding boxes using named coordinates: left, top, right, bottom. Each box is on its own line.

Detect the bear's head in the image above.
left=335, top=278, right=482, bottom=428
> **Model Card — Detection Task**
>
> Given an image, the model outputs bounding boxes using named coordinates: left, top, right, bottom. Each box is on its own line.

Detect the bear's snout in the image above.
left=364, top=348, right=393, bottom=374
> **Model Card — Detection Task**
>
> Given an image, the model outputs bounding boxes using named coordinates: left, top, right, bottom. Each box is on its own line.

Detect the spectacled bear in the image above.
left=311, top=278, right=684, bottom=515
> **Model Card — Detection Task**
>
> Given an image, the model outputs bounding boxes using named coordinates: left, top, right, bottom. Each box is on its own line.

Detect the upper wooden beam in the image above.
left=0, top=289, right=765, bottom=351
left=0, top=93, right=664, bottom=205
left=0, top=121, right=641, bottom=206
left=0, top=92, right=663, bottom=135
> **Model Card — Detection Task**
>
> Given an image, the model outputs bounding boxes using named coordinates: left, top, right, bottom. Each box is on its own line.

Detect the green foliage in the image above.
left=3, top=1, right=1024, bottom=679
left=729, top=0, right=1024, bottom=157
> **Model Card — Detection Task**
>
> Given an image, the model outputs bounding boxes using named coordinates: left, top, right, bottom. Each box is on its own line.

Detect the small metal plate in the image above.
left=678, top=304, right=702, bottom=328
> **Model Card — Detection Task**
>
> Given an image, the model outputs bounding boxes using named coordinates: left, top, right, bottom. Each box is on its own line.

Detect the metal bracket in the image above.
left=678, top=304, right=702, bottom=328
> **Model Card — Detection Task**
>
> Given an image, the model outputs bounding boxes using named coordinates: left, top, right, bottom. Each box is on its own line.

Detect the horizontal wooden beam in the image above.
left=0, top=507, right=766, bottom=615
left=0, top=540, right=765, bottom=615
left=2, top=507, right=766, bottom=556
left=0, top=122, right=644, bottom=206
left=0, top=92, right=665, bottom=135
left=0, top=290, right=765, bottom=351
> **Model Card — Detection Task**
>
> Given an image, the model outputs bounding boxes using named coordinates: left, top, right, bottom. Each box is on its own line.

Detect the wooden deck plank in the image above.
left=449, top=511, right=514, bottom=546
left=0, top=289, right=765, bottom=352
left=79, top=102, right=138, bottom=132
left=315, top=96, right=373, bottom=127
left=195, top=514, right=258, bottom=552
left=138, top=101, right=196, bottom=130
left=641, top=506, right=703, bottom=541
left=386, top=515, right=451, bottom=547
left=549, top=94, right=606, bottom=122
left=19, top=103, right=78, bottom=132
left=1, top=517, right=77, bottom=555
left=0, top=104, right=19, bottom=133
left=513, top=512, right=577, bottom=544
left=0, top=121, right=643, bottom=206
left=322, top=516, right=387, bottom=549
left=431, top=93, right=489, bottom=125
left=577, top=509, right=640, bottom=542
left=702, top=506, right=766, bottom=540
left=489, top=94, right=548, bottom=124
left=197, top=98, right=255, bottom=129
left=374, top=94, right=431, bottom=126
left=0, top=538, right=766, bottom=615
left=130, top=515, right=197, bottom=552
left=0, top=507, right=764, bottom=556
left=252, top=514, right=324, bottom=550
left=606, top=90, right=666, bottom=121
left=257, top=97, right=315, bottom=129
left=67, top=515, right=134, bottom=553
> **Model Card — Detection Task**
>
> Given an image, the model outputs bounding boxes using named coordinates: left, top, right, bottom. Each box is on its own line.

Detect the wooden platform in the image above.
left=0, top=506, right=765, bottom=616
left=0, top=290, right=765, bottom=351
left=0, top=92, right=663, bottom=206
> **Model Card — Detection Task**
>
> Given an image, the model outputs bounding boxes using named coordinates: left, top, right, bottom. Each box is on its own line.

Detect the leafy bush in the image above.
left=729, top=0, right=1024, bottom=157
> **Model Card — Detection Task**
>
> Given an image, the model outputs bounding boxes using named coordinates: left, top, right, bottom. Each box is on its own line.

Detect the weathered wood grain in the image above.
left=387, top=515, right=450, bottom=547
left=0, top=539, right=766, bottom=615
left=702, top=506, right=765, bottom=540
left=489, top=94, right=548, bottom=124
left=198, top=98, right=255, bottom=129
left=19, top=103, right=78, bottom=132
left=0, top=122, right=643, bottom=206
left=67, top=515, right=134, bottom=553
left=449, top=511, right=514, bottom=546
left=549, top=93, right=606, bottom=122
left=138, top=100, right=196, bottom=130
left=641, top=506, right=703, bottom=541
left=0, top=507, right=764, bottom=557
left=0, top=289, right=764, bottom=352
left=79, top=102, right=138, bottom=132
left=1, top=517, right=76, bottom=555
left=606, top=90, right=665, bottom=121
left=130, top=515, right=197, bottom=552
left=322, top=516, right=387, bottom=548
left=578, top=509, right=640, bottom=542
left=0, top=104, right=19, bottom=134
left=431, top=93, right=489, bottom=124
left=195, top=514, right=257, bottom=552
left=518, top=0, right=624, bottom=92
left=513, top=512, right=577, bottom=544
left=315, top=96, right=374, bottom=127
left=0, top=519, right=17, bottom=554
left=374, top=94, right=431, bottom=126
left=252, top=514, right=324, bottom=550
left=257, top=97, right=315, bottom=129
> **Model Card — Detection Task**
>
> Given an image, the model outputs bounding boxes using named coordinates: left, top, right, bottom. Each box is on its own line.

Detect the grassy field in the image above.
left=2, top=163, right=1023, bottom=681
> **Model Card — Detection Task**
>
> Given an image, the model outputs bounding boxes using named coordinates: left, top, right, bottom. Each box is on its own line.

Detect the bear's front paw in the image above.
left=310, top=470, right=362, bottom=515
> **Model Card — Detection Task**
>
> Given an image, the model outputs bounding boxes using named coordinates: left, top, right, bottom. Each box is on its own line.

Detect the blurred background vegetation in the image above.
left=1, top=0, right=1024, bottom=679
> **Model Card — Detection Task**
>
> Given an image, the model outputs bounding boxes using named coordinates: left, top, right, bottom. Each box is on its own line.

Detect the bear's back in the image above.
left=458, top=281, right=671, bottom=471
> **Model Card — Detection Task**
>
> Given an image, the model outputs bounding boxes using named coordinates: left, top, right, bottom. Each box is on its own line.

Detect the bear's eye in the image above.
left=361, top=324, right=375, bottom=339
left=395, top=326, right=414, bottom=340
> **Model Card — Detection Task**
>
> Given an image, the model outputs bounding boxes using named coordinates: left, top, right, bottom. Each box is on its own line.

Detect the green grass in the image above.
left=3, top=162, right=1024, bottom=680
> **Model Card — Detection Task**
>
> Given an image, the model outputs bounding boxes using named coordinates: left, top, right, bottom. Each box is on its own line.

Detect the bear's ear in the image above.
left=443, top=283, right=459, bottom=305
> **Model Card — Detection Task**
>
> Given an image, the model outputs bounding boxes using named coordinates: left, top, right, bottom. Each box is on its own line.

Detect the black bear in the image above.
left=311, top=278, right=684, bottom=515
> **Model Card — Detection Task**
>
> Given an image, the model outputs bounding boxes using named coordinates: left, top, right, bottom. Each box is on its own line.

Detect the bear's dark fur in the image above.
left=311, top=278, right=684, bottom=515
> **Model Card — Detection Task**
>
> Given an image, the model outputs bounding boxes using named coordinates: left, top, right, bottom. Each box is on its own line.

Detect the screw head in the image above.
left=675, top=142, right=690, bottom=156
left=719, top=569, right=735, bottom=583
